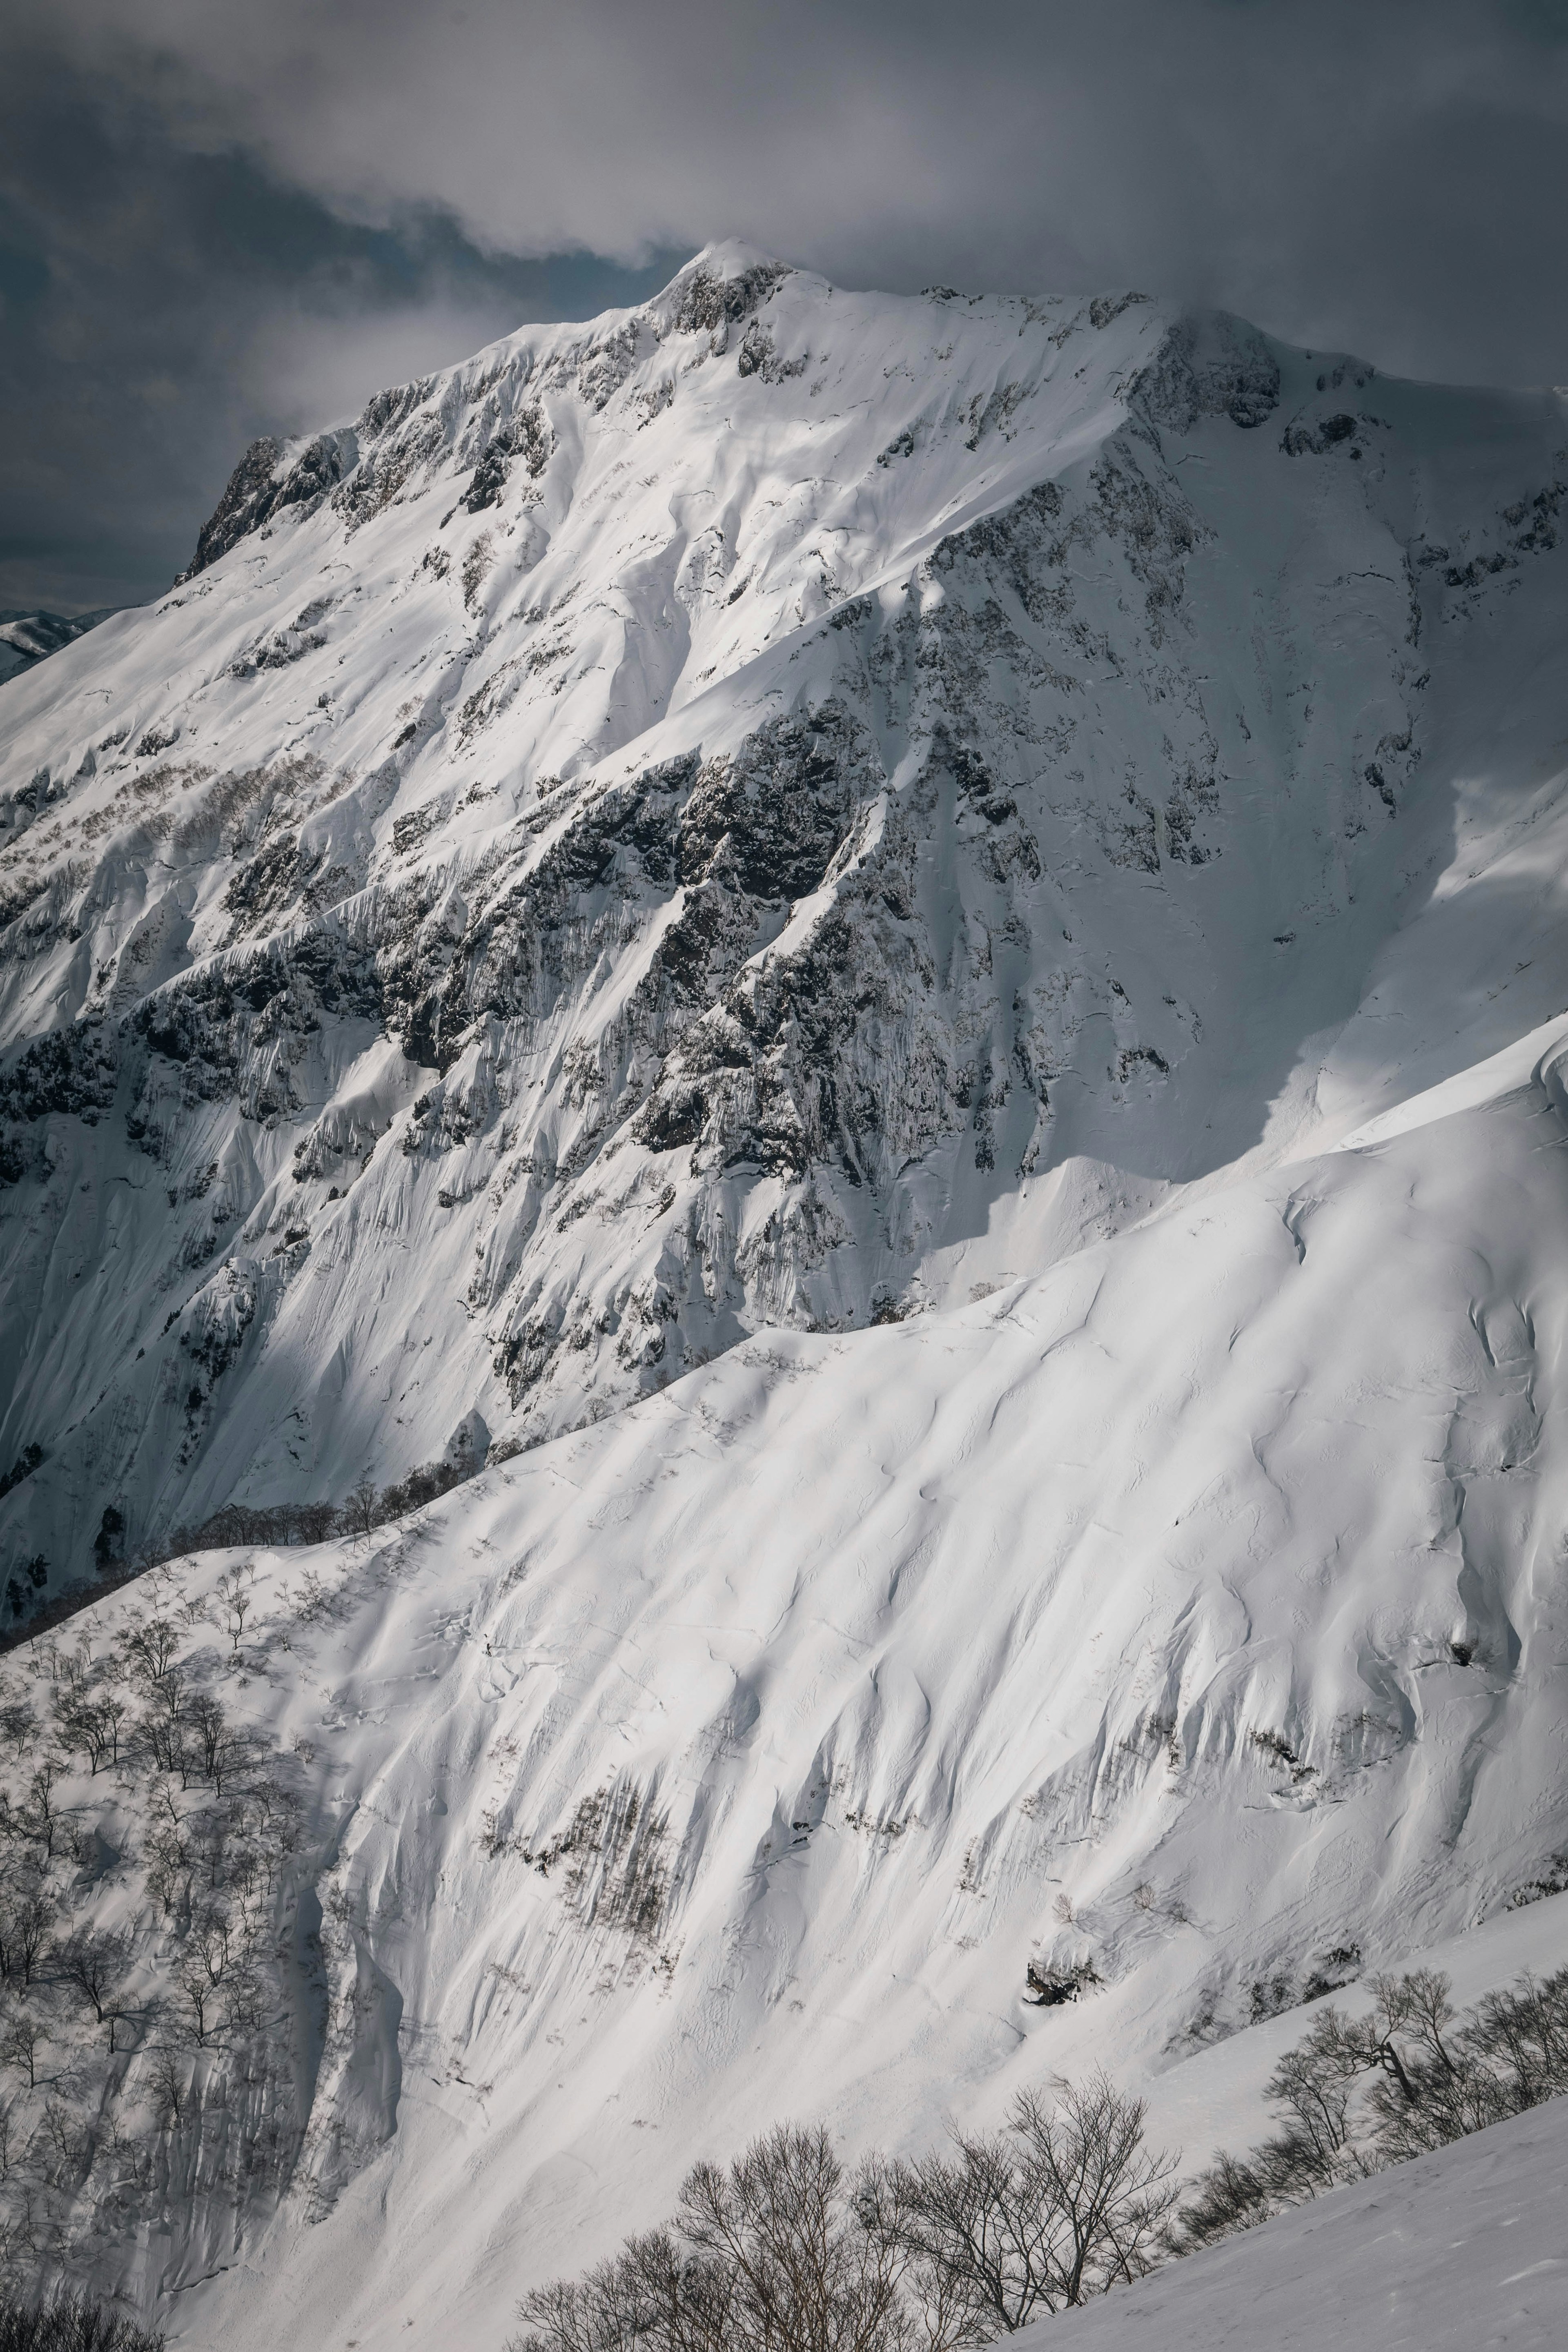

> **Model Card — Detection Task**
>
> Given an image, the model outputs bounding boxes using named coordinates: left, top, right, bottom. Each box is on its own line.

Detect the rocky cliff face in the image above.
left=4, top=245, right=1526, bottom=1603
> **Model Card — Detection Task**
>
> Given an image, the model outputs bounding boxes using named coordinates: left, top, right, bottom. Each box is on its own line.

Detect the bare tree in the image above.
left=145, top=1814, right=193, bottom=1922
left=345, top=1476, right=380, bottom=1540
left=187, top=1693, right=237, bottom=1793
left=679, top=2122, right=912, bottom=2352
left=24, top=1763, right=57, bottom=1858
left=1174, top=1966, right=1568, bottom=2253
left=147, top=2043, right=185, bottom=2129
left=127, top=1617, right=178, bottom=1683
left=53, top=1692, right=118, bottom=1777
left=223, top=1960, right=265, bottom=2036
left=54, top=1929, right=129, bottom=2043
left=2, top=2006, right=45, bottom=2090
left=99, top=1693, right=127, bottom=1769
left=146, top=1715, right=191, bottom=1791
left=216, top=1566, right=254, bottom=1659
left=178, top=1969, right=213, bottom=2047
left=866, top=2078, right=1177, bottom=2330
left=192, top=1904, right=231, bottom=1990
left=9, top=1890, right=52, bottom=1991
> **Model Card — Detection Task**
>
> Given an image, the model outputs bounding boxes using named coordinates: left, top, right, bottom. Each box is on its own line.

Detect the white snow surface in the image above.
left=1, top=245, right=1568, bottom=2339
left=1033, top=2090, right=1568, bottom=2351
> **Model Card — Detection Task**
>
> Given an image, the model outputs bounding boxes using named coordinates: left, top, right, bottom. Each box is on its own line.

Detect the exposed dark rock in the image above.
left=1134, top=313, right=1281, bottom=433
left=670, top=262, right=790, bottom=336
left=0, top=1021, right=120, bottom=1125
left=180, top=430, right=356, bottom=580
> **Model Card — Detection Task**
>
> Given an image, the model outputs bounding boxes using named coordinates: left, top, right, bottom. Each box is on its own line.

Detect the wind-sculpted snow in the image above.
left=2, top=243, right=1568, bottom=2341
left=4, top=1036, right=1568, bottom=2339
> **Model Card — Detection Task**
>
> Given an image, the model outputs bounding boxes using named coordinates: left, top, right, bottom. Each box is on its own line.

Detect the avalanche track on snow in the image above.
left=2, top=244, right=1568, bottom=2341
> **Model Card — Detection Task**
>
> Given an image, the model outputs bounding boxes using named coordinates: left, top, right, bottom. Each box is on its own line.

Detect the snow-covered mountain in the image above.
left=2, top=243, right=1568, bottom=2342
left=0, top=611, right=116, bottom=689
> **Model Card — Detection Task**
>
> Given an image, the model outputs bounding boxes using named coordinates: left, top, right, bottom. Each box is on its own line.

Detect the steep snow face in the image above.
left=11, top=239, right=1557, bottom=1591
left=3, top=243, right=1568, bottom=2343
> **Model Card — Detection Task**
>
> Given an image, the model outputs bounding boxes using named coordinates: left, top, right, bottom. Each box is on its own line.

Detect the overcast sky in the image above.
left=6, top=0, right=1568, bottom=612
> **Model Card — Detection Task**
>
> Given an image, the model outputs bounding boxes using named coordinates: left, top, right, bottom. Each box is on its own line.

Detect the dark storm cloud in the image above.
left=7, top=1, right=1568, bottom=611
left=0, top=51, right=682, bottom=612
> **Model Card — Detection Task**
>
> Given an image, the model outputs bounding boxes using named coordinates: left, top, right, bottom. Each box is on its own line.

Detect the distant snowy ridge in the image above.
left=0, top=609, right=116, bottom=688
left=1, top=242, right=1568, bottom=2348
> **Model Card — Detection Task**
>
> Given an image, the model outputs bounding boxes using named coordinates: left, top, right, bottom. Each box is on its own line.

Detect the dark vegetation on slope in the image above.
left=511, top=2086, right=1176, bottom=2352
left=1174, top=1962, right=1568, bottom=2246
left=0, top=1581, right=319, bottom=2285
left=513, top=1968, right=1568, bottom=2350
left=2, top=1446, right=488, bottom=1650
left=0, top=2292, right=160, bottom=2350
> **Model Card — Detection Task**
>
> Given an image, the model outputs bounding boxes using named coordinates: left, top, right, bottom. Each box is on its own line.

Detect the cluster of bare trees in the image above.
left=5, top=1440, right=486, bottom=1649
left=1175, top=1965, right=1568, bottom=2247
left=104, top=1450, right=478, bottom=1590
left=512, top=2082, right=1177, bottom=2352
left=518, top=1962, right=1568, bottom=2352
left=0, top=2288, right=162, bottom=2349
left=0, top=1578, right=310, bottom=2289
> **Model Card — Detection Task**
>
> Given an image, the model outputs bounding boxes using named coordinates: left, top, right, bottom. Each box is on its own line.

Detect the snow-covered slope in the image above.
left=2, top=243, right=1568, bottom=2341
left=1040, top=2091, right=1568, bottom=2352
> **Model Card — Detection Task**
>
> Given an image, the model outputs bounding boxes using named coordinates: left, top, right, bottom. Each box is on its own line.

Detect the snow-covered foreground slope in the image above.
left=1040, top=2091, right=1568, bottom=2352
left=3, top=245, right=1568, bottom=2341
